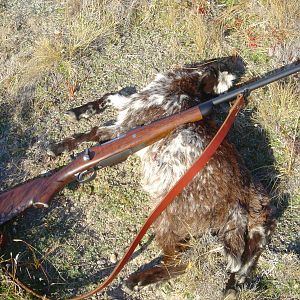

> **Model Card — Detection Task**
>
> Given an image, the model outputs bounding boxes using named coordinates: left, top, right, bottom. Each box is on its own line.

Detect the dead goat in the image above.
left=47, top=56, right=275, bottom=297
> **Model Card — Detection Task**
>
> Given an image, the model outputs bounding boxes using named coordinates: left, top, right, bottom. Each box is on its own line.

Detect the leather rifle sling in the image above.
left=3, top=94, right=244, bottom=300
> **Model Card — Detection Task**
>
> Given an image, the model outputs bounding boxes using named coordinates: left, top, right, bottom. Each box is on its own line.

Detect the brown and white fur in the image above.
left=48, top=56, right=275, bottom=297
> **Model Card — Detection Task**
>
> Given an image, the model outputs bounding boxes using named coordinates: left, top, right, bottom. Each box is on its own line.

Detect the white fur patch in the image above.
left=136, top=147, right=149, bottom=158
left=154, top=73, right=166, bottom=81
left=142, top=73, right=167, bottom=91
left=249, top=225, right=266, bottom=248
left=249, top=225, right=265, bottom=239
left=116, top=108, right=129, bottom=126
left=148, top=94, right=165, bottom=106
left=214, top=71, right=236, bottom=94
left=132, top=100, right=144, bottom=110
left=79, top=104, right=96, bottom=118
left=140, top=129, right=204, bottom=199
left=236, top=256, right=258, bottom=284
left=108, top=94, right=130, bottom=110
left=226, top=254, right=242, bottom=273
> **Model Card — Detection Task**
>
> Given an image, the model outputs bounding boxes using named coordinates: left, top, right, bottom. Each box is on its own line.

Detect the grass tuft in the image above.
left=16, top=38, right=63, bottom=89
left=12, top=0, right=118, bottom=93
left=254, top=80, right=300, bottom=198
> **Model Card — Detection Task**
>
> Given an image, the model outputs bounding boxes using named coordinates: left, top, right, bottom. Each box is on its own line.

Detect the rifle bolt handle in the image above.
left=83, top=148, right=91, bottom=161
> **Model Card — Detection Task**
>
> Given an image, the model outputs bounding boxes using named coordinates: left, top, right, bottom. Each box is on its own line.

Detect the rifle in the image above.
left=0, top=61, right=299, bottom=226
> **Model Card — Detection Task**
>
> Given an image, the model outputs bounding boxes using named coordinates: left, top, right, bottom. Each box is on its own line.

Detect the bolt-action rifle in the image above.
left=0, top=61, right=299, bottom=226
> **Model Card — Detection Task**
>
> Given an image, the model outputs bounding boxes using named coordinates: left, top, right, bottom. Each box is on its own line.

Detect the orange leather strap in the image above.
left=4, top=95, right=244, bottom=300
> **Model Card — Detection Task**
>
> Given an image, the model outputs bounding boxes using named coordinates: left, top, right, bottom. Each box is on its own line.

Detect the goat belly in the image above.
left=139, top=123, right=251, bottom=240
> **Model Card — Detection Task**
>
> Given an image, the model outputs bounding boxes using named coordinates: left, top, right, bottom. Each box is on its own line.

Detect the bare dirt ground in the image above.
left=0, top=1, right=299, bottom=299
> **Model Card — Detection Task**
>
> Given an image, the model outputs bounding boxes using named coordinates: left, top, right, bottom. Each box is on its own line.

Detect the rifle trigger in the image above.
left=76, top=168, right=96, bottom=184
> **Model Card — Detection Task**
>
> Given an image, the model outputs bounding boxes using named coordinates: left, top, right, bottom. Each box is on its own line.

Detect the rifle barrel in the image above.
left=212, top=60, right=300, bottom=106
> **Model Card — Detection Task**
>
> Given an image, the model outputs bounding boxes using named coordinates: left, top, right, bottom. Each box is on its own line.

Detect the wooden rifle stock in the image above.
left=0, top=106, right=203, bottom=225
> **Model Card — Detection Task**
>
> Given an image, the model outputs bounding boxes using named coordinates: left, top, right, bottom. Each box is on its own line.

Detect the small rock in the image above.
left=122, top=283, right=133, bottom=295
left=223, top=289, right=237, bottom=300
left=110, top=252, right=118, bottom=263
left=97, top=259, right=105, bottom=266
left=133, top=284, right=140, bottom=292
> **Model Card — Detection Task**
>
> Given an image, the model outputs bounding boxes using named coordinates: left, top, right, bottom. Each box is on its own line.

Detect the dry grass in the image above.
left=255, top=81, right=300, bottom=180
left=16, top=38, right=64, bottom=89
left=8, top=0, right=118, bottom=92
left=65, top=1, right=118, bottom=57
left=112, top=0, right=228, bottom=61
left=264, top=0, right=299, bottom=36
left=0, top=266, right=29, bottom=300
left=0, top=0, right=299, bottom=299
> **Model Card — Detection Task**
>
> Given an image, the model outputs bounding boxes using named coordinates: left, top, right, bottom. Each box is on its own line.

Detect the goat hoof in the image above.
left=126, top=274, right=143, bottom=291
left=47, top=147, right=61, bottom=157
left=65, top=110, right=79, bottom=121
left=0, top=232, right=7, bottom=250
left=126, top=265, right=169, bottom=291
left=122, top=282, right=134, bottom=295
left=47, top=149, right=56, bottom=157
left=223, top=288, right=237, bottom=300
left=46, top=144, right=65, bottom=157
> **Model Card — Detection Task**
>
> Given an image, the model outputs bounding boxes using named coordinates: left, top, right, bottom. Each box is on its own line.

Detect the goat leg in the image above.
left=47, top=126, right=117, bottom=156
left=66, top=86, right=137, bottom=121
left=126, top=240, right=190, bottom=291
left=65, top=93, right=114, bottom=121
left=126, top=256, right=187, bottom=291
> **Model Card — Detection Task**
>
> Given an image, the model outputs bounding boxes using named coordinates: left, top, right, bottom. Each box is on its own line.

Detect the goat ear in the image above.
left=200, top=71, right=218, bottom=94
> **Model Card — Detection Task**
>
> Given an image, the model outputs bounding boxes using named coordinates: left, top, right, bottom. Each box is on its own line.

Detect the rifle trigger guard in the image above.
left=32, top=201, right=49, bottom=209
left=76, top=168, right=96, bottom=184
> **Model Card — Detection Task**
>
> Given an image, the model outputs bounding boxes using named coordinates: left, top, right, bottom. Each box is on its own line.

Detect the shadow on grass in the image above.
left=1, top=193, right=155, bottom=299
left=227, top=107, right=299, bottom=256
left=0, top=86, right=37, bottom=189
